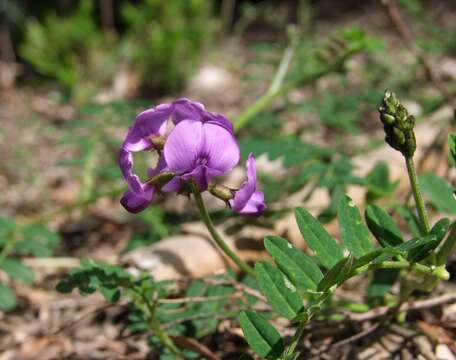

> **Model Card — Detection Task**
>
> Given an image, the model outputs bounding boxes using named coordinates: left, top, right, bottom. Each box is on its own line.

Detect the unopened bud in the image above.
left=147, top=171, right=175, bottom=188
left=378, top=90, right=416, bottom=157
left=432, top=266, right=450, bottom=281
left=208, top=184, right=234, bottom=202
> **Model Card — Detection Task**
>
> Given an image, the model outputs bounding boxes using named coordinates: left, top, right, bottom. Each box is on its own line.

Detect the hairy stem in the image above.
left=405, top=156, right=430, bottom=234
left=191, top=185, right=255, bottom=277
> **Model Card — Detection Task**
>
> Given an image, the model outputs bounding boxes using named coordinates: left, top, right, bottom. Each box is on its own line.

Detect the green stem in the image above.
left=405, top=156, right=430, bottom=234
left=233, top=51, right=355, bottom=132
left=191, top=185, right=255, bottom=277
left=141, top=293, right=183, bottom=358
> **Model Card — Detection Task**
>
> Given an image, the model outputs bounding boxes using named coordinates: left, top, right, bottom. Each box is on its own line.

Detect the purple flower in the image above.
left=119, top=99, right=237, bottom=212
left=163, top=119, right=240, bottom=191
left=229, top=153, right=266, bottom=216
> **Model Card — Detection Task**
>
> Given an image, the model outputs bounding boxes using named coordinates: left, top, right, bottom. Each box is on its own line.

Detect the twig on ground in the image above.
left=345, top=293, right=456, bottom=322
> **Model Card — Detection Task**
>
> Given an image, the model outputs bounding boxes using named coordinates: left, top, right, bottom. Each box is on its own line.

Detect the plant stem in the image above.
left=405, top=156, right=430, bottom=234
left=233, top=50, right=356, bottom=132
left=141, top=293, right=183, bottom=358
left=191, top=186, right=255, bottom=277
left=283, top=258, right=448, bottom=357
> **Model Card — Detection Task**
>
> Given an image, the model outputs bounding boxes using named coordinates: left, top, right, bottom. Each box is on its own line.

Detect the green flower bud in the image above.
left=208, top=184, right=234, bottom=202
left=147, top=171, right=175, bottom=188
left=378, top=90, right=417, bottom=157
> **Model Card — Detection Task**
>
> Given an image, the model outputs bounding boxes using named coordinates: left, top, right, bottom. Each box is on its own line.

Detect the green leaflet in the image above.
left=255, top=261, right=304, bottom=320
left=420, top=173, right=456, bottom=215
left=318, top=256, right=354, bottom=292
left=295, top=208, right=344, bottom=269
left=239, top=311, right=284, bottom=359
left=430, top=218, right=450, bottom=244
left=338, top=196, right=374, bottom=258
left=365, top=204, right=403, bottom=247
left=264, top=236, right=323, bottom=291
left=0, top=282, right=16, bottom=311
left=0, top=258, right=34, bottom=284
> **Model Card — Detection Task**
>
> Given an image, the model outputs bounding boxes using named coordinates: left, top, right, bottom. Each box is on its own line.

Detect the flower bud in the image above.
left=208, top=184, right=234, bottom=202
left=378, top=90, right=416, bottom=157
left=147, top=171, right=175, bottom=188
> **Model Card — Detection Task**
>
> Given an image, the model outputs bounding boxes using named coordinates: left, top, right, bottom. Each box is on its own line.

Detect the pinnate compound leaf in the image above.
left=255, top=261, right=303, bottom=320
left=0, top=282, right=16, bottom=311
left=420, top=173, right=456, bottom=215
left=318, top=256, right=354, bottom=292
left=295, top=208, right=344, bottom=269
left=0, top=258, right=34, bottom=284
left=338, top=196, right=374, bottom=258
left=264, top=236, right=323, bottom=291
left=239, top=311, right=284, bottom=359
left=365, top=204, right=403, bottom=247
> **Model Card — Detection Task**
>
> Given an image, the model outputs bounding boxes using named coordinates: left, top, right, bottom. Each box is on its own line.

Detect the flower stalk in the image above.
left=405, top=156, right=430, bottom=234
left=190, top=183, right=256, bottom=277
left=379, top=90, right=430, bottom=234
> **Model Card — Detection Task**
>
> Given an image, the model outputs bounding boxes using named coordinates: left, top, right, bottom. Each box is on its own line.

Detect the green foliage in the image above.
left=20, top=0, right=113, bottom=100
left=0, top=283, right=16, bottom=311
left=239, top=311, right=284, bottom=360
left=255, top=261, right=303, bottom=320
left=365, top=204, right=404, bottom=247
left=121, top=0, right=213, bottom=92
left=20, top=0, right=213, bottom=99
left=338, top=196, right=374, bottom=258
left=294, top=207, right=344, bottom=268
left=0, top=217, right=60, bottom=311
left=420, top=173, right=456, bottom=215
left=264, top=236, right=323, bottom=292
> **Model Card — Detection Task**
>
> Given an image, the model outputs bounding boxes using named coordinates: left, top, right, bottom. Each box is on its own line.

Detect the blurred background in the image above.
left=1, top=0, right=456, bottom=358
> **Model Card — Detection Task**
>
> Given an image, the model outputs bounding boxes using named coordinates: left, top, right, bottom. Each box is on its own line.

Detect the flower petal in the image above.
left=203, top=111, right=234, bottom=134
left=123, top=103, right=172, bottom=152
left=202, top=123, right=240, bottom=173
left=171, top=98, right=205, bottom=124
left=119, top=147, right=143, bottom=193
left=164, top=120, right=204, bottom=173
left=120, top=188, right=155, bottom=213
left=229, top=154, right=266, bottom=216
left=236, top=191, right=266, bottom=216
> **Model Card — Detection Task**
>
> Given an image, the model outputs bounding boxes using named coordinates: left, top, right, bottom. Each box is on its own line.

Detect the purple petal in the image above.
left=202, top=123, right=240, bottom=173
left=119, top=147, right=144, bottom=193
left=235, top=191, right=266, bottom=216
left=229, top=153, right=266, bottom=216
left=203, top=111, right=234, bottom=134
left=123, top=103, right=172, bottom=152
left=171, top=98, right=205, bottom=124
left=120, top=188, right=155, bottom=213
left=164, top=120, right=204, bottom=173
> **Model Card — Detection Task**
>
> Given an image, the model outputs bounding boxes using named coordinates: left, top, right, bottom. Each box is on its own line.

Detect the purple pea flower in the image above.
left=119, top=98, right=235, bottom=212
left=118, top=98, right=265, bottom=216
left=229, top=153, right=266, bottom=216
left=163, top=119, right=240, bottom=191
